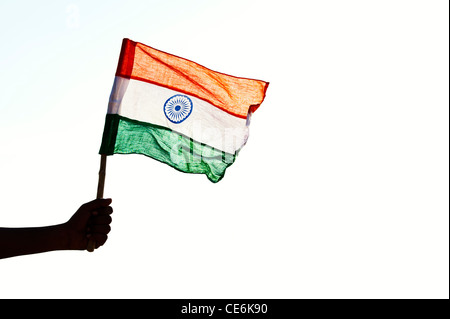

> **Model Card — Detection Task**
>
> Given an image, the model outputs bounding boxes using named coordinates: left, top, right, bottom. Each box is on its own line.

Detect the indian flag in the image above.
left=99, top=38, right=269, bottom=182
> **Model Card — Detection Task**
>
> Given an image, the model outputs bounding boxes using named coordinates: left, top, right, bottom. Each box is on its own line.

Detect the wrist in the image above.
left=52, top=223, right=72, bottom=251
left=60, top=221, right=87, bottom=251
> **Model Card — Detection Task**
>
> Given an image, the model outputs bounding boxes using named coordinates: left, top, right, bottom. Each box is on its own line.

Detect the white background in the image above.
left=0, top=0, right=448, bottom=299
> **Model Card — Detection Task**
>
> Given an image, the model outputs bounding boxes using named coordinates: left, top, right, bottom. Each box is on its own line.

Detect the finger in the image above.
left=72, top=202, right=109, bottom=226
left=93, top=206, right=113, bottom=216
left=90, top=224, right=111, bottom=234
left=80, top=198, right=112, bottom=212
left=91, top=215, right=112, bottom=225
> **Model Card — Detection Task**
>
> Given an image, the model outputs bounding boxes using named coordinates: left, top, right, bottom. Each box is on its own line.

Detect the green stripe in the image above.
left=99, top=114, right=237, bottom=183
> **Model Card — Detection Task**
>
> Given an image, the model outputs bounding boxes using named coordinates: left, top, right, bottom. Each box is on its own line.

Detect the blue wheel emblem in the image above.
left=163, top=94, right=193, bottom=124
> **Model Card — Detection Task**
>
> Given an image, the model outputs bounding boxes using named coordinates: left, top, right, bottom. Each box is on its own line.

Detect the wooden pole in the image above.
left=87, top=154, right=107, bottom=252
left=96, top=154, right=107, bottom=199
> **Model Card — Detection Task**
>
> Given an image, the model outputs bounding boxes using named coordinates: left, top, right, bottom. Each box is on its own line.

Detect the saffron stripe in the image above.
left=114, top=38, right=269, bottom=119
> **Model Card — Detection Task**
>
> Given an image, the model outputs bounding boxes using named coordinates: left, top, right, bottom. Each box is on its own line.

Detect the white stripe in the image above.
left=108, top=76, right=249, bottom=154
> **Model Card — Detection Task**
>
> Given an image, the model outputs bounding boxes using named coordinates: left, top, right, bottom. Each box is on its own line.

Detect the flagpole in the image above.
left=96, top=154, right=107, bottom=199
left=87, top=154, right=107, bottom=252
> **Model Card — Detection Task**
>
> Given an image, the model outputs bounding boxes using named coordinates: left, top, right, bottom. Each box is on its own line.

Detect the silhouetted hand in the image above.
left=0, top=198, right=113, bottom=259
left=64, top=198, right=113, bottom=250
